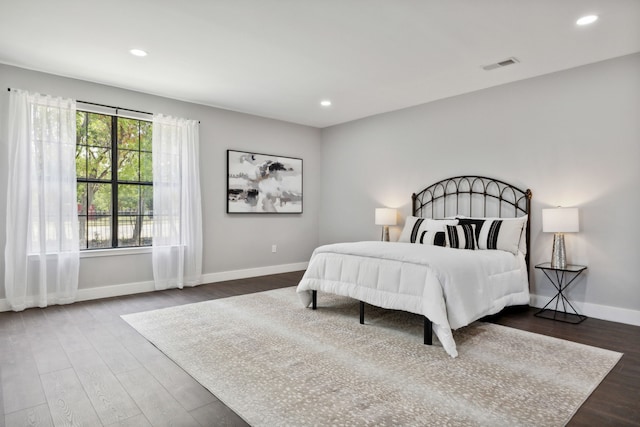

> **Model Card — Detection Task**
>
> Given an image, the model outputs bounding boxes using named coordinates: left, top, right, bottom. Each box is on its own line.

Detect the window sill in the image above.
left=80, top=246, right=152, bottom=258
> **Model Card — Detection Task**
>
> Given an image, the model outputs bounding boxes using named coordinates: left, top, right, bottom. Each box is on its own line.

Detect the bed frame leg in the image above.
left=312, top=290, right=317, bottom=310
left=359, top=301, right=365, bottom=324
left=424, top=317, right=432, bottom=345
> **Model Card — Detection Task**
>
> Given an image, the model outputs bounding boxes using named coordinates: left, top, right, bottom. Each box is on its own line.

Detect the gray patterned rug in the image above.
left=122, top=287, right=621, bottom=426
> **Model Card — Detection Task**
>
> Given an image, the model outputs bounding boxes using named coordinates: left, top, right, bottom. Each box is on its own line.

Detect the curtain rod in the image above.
left=8, top=87, right=200, bottom=123
left=76, top=99, right=152, bottom=116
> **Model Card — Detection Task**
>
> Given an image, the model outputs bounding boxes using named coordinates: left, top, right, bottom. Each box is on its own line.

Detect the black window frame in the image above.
left=76, top=110, right=153, bottom=250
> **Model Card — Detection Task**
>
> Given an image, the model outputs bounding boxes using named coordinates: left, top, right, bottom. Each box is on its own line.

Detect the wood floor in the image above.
left=1, top=271, right=638, bottom=426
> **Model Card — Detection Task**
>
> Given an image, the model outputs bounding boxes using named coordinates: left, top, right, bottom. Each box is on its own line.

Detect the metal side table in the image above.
left=534, top=263, right=587, bottom=324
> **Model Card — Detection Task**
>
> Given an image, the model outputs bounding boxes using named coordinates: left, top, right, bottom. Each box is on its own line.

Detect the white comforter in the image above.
left=296, top=241, right=529, bottom=357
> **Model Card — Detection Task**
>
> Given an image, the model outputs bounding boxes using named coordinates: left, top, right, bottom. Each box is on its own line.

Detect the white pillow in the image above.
left=456, top=215, right=528, bottom=255
left=398, top=216, right=459, bottom=243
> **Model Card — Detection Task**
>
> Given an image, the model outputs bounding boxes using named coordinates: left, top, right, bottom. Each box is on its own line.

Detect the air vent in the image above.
left=482, top=57, right=520, bottom=71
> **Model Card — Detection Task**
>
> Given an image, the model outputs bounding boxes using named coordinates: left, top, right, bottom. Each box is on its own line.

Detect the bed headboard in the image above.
left=412, top=176, right=532, bottom=267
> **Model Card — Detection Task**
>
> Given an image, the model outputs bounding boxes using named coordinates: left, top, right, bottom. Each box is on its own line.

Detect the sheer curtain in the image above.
left=5, top=89, right=79, bottom=311
left=152, top=114, right=203, bottom=290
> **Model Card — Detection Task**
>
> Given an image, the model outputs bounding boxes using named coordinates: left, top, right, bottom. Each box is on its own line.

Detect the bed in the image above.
left=296, top=176, right=532, bottom=357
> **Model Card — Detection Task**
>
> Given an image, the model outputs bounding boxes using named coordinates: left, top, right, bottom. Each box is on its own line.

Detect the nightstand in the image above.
left=534, top=262, right=587, bottom=324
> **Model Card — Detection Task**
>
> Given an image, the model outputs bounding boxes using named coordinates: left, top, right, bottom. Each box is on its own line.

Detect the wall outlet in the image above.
left=272, top=244, right=277, bottom=253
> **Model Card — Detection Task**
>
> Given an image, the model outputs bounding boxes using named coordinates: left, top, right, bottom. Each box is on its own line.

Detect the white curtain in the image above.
left=4, top=89, right=79, bottom=311
left=152, top=114, right=203, bottom=290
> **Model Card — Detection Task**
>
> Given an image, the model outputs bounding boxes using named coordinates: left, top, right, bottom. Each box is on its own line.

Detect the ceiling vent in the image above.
left=482, top=57, right=520, bottom=71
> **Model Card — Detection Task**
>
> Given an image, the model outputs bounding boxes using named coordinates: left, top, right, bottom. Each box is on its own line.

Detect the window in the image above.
left=76, top=111, right=152, bottom=249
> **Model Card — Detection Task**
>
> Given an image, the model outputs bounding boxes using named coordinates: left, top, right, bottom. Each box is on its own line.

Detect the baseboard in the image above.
left=200, top=262, right=308, bottom=284
left=530, top=293, right=640, bottom=327
left=77, top=280, right=157, bottom=302
left=0, top=262, right=308, bottom=312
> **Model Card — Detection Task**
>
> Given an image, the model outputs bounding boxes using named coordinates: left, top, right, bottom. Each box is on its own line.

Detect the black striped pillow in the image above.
left=398, top=216, right=459, bottom=243
left=477, top=219, right=525, bottom=254
left=445, top=224, right=477, bottom=250
left=457, top=215, right=528, bottom=255
left=419, top=230, right=446, bottom=246
left=408, top=217, right=426, bottom=243
left=456, top=218, right=485, bottom=241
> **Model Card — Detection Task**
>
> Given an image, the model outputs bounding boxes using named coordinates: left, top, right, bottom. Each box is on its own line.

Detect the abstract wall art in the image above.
left=227, top=150, right=303, bottom=213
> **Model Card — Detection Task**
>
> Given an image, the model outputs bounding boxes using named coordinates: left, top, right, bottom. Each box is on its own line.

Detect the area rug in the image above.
left=122, top=287, right=622, bottom=426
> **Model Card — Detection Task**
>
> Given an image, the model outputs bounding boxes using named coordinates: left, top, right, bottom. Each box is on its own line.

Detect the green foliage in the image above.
left=140, top=121, right=152, bottom=151
left=118, top=149, right=139, bottom=181
left=77, top=112, right=111, bottom=147
left=141, top=152, right=152, bottom=182
left=88, top=184, right=112, bottom=213
left=118, top=184, right=139, bottom=213
left=118, top=118, right=139, bottom=150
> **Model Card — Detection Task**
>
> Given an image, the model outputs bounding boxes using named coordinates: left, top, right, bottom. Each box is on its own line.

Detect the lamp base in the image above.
left=550, top=233, right=567, bottom=269
left=381, top=225, right=390, bottom=242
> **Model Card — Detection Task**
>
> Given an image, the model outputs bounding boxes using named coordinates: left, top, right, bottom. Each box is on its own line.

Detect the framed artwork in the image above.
left=227, top=150, right=303, bottom=214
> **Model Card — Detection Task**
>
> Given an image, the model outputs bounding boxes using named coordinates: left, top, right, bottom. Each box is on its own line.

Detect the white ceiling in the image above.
left=1, top=0, right=639, bottom=128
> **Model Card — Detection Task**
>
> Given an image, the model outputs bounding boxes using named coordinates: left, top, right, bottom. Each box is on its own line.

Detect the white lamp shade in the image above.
left=542, top=208, right=579, bottom=233
left=375, top=208, right=397, bottom=226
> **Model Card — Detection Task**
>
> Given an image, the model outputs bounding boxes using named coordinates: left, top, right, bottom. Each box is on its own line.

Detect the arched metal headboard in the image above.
left=412, top=176, right=532, bottom=267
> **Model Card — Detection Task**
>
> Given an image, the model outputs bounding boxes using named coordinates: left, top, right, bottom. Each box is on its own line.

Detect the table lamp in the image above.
left=542, top=207, right=579, bottom=268
left=375, top=208, right=397, bottom=242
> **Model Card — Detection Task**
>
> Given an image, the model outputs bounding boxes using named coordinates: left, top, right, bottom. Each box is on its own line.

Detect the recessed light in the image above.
left=129, top=49, right=148, bottom=57
left=576, top=15, right=598, bottom=26
left=320, top=100, right=332, bottom=107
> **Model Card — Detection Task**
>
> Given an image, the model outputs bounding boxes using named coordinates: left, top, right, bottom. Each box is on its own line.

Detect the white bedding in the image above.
left=296, top=241, right=529, bottom=357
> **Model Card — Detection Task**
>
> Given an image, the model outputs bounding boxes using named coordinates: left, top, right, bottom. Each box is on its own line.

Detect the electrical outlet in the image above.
left=272, top=244, right=277, bottom=253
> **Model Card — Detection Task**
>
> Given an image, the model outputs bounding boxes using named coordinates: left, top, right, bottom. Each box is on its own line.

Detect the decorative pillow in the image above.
left=398, top=216, right=423, bottom=243
left=398, top=216, right=459, bottom=243
left=455, top=218, right=485, bottom=241
left=445, top=224, right=477, bottom=250
left=457, top=215, right=528, bottom=255
left=418, top=230, right=446, bottom=246
left=476, top=219, right=525, bottom=255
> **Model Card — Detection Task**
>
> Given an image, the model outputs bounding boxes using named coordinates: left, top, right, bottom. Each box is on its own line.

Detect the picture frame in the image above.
left=227, top=150, right=303, bottom=214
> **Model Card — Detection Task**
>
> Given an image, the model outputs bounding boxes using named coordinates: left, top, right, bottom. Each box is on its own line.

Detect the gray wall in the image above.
left=0, top=63, right=322, bottom=297
left=318, top=53, right=640, bottom=315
